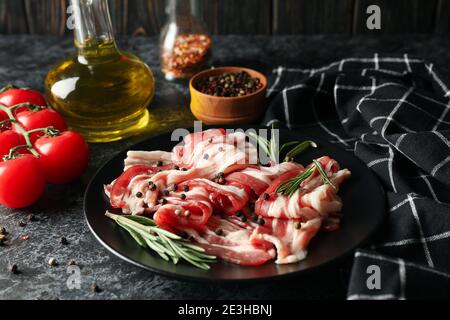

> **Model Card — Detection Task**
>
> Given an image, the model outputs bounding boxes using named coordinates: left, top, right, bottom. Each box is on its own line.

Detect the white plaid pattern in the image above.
left=262, top=55, right=450, bottom=299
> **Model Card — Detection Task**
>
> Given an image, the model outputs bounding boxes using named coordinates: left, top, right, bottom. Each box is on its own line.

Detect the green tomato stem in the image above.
left=0, top=103, right=40, bottom=158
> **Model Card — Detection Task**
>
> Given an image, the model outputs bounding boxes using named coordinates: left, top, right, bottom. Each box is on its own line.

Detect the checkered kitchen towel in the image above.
left=263, top=55, right=450, bottom=300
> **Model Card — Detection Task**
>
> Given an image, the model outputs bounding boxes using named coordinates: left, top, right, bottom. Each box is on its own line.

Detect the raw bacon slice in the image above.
left=185, top=179, right=249, bottom=216
left=254, top=167, right=322, bottom=220
left=108, top=164, right=173, bottom=209
left=255, top=157, right=351, bottom=221
left=225, top=162, right=302, bottom=198
left=124, top=150, right=172, bottom=169
left=186, top=216, right=275, bottom=266
left=251, top=217, right=322, bottom=264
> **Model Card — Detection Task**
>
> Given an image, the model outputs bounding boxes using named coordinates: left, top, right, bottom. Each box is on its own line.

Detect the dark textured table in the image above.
left=1, top=35, right=450, bottom=300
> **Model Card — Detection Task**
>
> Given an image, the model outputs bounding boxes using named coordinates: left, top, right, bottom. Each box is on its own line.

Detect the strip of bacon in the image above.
left=251, top=217, right=322, bottom=264
left=255, top=157, right=351, bottom=221
left=186, top=216, right=275, bottom=266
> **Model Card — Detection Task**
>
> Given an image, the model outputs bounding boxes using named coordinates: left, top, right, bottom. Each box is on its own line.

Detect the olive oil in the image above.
left=45, top=0, right=155, bottom=143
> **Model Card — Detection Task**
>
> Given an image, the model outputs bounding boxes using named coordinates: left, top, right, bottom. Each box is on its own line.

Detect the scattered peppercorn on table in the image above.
left=1, top=34, right=449, bottom=299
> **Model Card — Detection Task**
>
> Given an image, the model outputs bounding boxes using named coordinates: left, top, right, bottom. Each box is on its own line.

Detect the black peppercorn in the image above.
left=182, top=185, right=189, bottom=192
left=241, top=216, right=248, bottom=223
left=172, top=184, right=178, bottom=191
left=257, top=217, right=266, bottom=226
left=162, top=189, right=170, bottom=196
left=263, top=193, right=270, bottom=200
left=196, top=71, right=263, bottom=97
left=215, top=228, right=223, bottom=236
left=174, top=165, right=180, bottom=170
left=136, top=192, right=143, bottom=198
left=150, top=184, right=157, bottom=191
left=294, top=221, right=302, bottom=229
left=180, top=193, right=187, bottom=200
left=180, top=231, right=189, bottom=239
left=203, top=153, right=209, bottom=160
left=251, top=214, right=258, bottom=222
left=159, top=198, right=167, bottom=205
left=235, top=211, right=243, bottom=217
left=156, top=161, right=163, bottom=167
left=61, top=237, right=69, bottom=245
left=27, top=214, right=38, bottom=222
left=91, top=283, right=102, bottom=293
left=181, top=168, right=188, bottom=171
left=10, top=264, right=19, bottom=274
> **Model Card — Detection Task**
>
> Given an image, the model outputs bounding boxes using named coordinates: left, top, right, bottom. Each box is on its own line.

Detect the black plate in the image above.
left=84, top=127, right=386, bottom=282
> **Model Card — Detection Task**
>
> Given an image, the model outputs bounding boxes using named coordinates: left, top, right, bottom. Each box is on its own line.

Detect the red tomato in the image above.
left=0, top=155, right=46, bottom=209
left=0, top=110, right=6, bottom=123
left=0, top=131, right=28, bottom=160
left=0, top=88, right=47, bottom=114
left=34, top=131, right=89, bottom=184
left=13, top=108, right=67, bottom=142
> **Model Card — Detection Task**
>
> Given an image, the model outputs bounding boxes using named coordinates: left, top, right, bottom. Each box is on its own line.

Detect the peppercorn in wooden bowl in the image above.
left=189, top=67, right=267, bottom=124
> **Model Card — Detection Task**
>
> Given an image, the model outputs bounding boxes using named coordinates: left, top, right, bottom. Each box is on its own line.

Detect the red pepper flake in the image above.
left=161, top=34, right=212, bottom=79
left=20, top=235, right=30, bottom=241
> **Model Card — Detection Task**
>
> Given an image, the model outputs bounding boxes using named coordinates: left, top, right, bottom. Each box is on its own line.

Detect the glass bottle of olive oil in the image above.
left=45, top=0, right=155, bottom=143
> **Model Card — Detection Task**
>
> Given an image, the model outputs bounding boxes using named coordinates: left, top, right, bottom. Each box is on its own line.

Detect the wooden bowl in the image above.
left=189, top=67, right=268, bottom=125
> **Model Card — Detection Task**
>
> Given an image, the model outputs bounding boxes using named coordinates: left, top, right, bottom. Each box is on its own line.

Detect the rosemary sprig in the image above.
left=275, top=160, right=336, bottom=197
left=312, top=159, right=337, bottom=190
left=105, top=212, right=216, bottom=270
left=248, top=125, right=317, bottom=164
left=248, top=126, right=278, bottom=164
left=275, top=166, right=315, bottom=196
left=284, top=140, right=317, bottom=162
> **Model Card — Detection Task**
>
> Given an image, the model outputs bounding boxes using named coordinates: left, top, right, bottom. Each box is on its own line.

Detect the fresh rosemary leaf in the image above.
left=313, top=160, right=337, bottom=190
left=105, top=211, right=216, bottom=270
left=124, top=215, right=157, bottom=226
left=144, top=238, right=170, bottom=261
left=248, top=132, right=271, bottom=158
left=284, top=141, right=317, bottom=162
left=279, top=141, right=300, bottom=155
left=117, top=220, right=148, bottom=248
left=275, top=166, right=315, bottom=196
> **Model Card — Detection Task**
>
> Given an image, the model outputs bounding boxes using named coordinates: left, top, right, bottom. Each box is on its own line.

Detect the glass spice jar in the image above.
left=160, top=0, right=212, bottom=80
